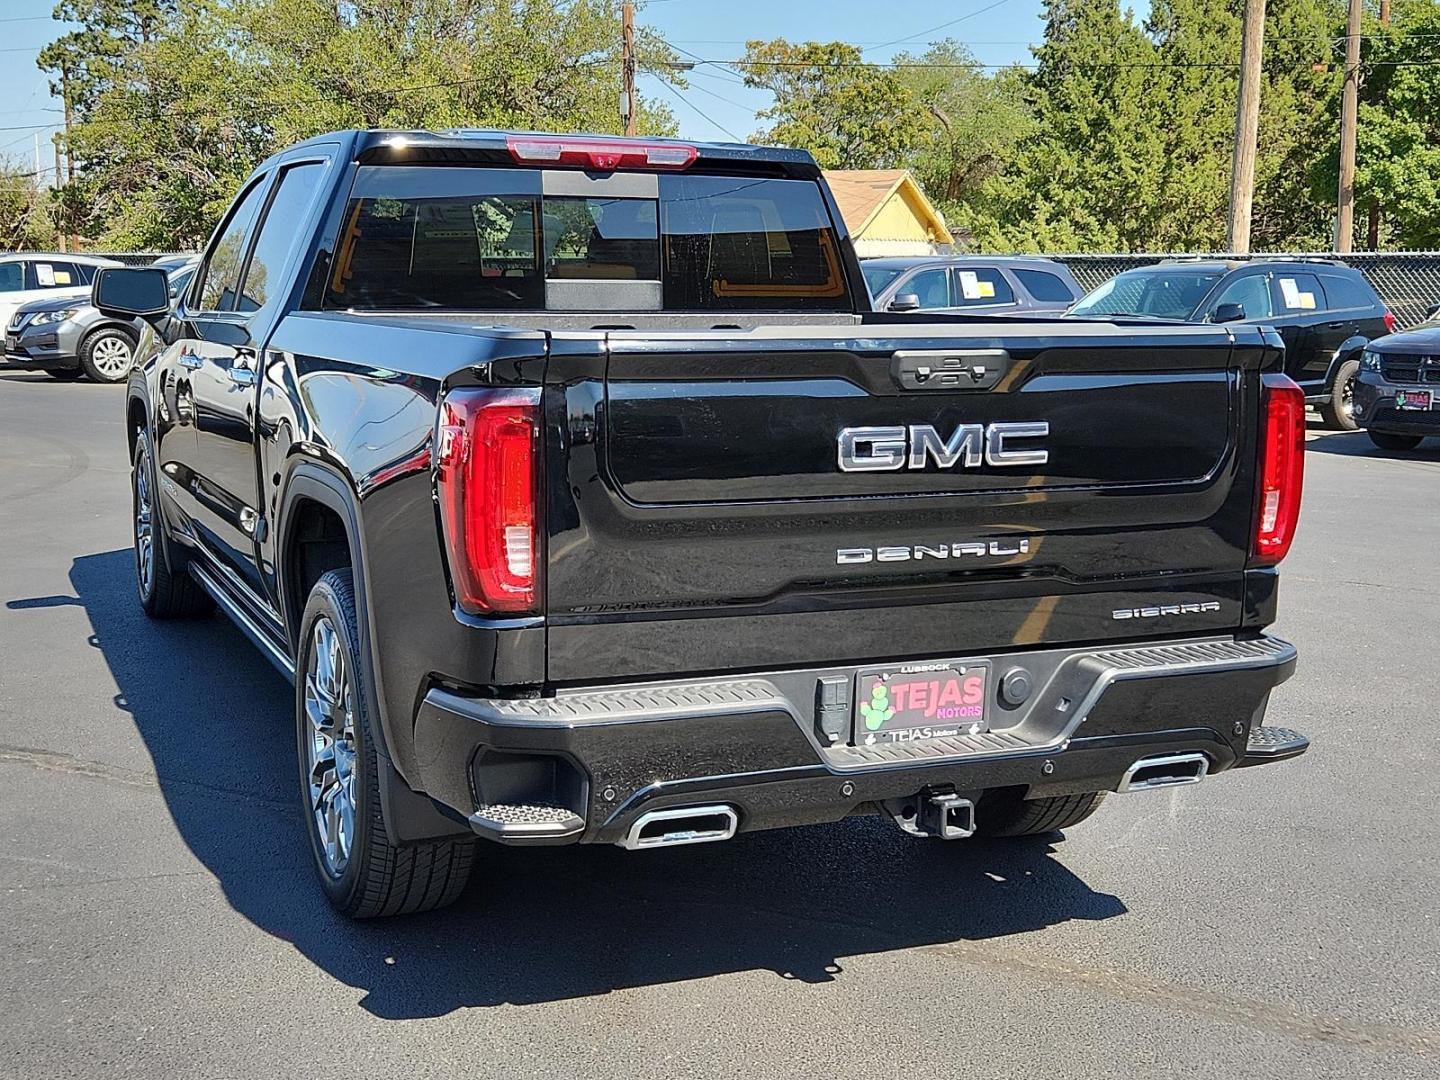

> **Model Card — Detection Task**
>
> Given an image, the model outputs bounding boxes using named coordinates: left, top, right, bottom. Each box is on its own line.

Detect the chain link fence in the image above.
left=1054, top=252, right=1440, bottom=330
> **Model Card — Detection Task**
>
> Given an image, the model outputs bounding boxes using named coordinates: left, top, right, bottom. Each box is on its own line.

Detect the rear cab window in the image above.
left=320, top=166, right=853, bottom=313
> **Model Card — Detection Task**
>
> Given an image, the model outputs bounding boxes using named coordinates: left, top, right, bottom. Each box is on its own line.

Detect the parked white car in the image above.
left=0, top=253, right=124, bottom=333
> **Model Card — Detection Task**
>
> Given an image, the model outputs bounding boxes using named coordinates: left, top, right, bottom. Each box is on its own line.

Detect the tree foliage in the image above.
left=40, top=0, right=678, bottom=248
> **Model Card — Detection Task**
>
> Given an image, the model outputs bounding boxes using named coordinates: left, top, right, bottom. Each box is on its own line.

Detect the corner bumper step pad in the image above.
left=1235, top=725, right=1310, bottom=768
left=468, top=803, right=585, bottom=845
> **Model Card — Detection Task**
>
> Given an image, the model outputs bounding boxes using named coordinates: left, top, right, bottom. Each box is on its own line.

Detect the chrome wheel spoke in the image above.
left=302, top=614, right=360, bottom=876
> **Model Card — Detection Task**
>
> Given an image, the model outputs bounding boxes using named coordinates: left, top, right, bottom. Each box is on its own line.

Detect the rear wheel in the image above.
left=131, top=433, right=212, bottom=618
left=297, top=569, right=476, bottom=918
left=975, top=789, right=1106, bottom=838
left=1319, top=357, right=1360, bottom=430
left=79, top=328, right=137, bottom=383
left=1368, top=430, right=1424, bottom=451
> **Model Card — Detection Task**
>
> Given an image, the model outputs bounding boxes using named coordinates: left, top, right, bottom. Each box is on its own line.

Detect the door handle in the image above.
left=178, top=349, right=202, bottom=370
left=228, top=362, right=257, bottom=387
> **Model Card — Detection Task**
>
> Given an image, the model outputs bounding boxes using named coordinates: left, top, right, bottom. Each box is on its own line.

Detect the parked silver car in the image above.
left=862, top=255, right=1083, bottom=315
left=5, top=259, right=198, bottom=383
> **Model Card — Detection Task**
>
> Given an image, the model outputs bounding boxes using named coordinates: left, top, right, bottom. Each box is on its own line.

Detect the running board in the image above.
left=188, top=561, right=295, bottom=681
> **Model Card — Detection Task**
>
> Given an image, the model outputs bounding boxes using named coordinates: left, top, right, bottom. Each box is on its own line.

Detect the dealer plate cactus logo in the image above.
left=859, top=682, right=895, bottom=730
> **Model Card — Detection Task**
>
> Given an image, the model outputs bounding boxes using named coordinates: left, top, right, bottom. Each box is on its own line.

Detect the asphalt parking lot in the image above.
left=1, top=369, right=1438, bottom=1080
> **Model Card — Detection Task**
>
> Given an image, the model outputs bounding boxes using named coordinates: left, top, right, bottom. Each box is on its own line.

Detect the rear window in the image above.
left=1318, top=272, right=1378, bottom=311
left=1014, top=267, right=1076, bottom=303
left=321, top=166, right=851, bottom=312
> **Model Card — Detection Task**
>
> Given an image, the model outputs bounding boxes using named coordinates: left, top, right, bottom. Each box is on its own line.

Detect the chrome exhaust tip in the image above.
left=619, top=805, right=739, bottom=850
left=1118, top=752, right=1209, bottom=792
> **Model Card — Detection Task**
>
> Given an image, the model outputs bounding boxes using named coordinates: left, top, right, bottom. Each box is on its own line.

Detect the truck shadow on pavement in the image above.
left=48, top=548, right=1127, bottom=1020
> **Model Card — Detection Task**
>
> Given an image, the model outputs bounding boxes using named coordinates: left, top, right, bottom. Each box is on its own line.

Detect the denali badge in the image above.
left=1111, top=601, right=1222, bottom=621
left=838, top=539, right=1030, bottom=564
left=837, top=422, right=1049, bottom=472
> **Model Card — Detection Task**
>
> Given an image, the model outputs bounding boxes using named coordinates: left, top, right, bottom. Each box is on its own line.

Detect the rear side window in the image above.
left=952, top=266, right=1015, bottom=306
left=324, top=168, right=853, bottom=313
left=235, top=161, right=326, bottom=313
left=1271, top=272, right=1323, bottom=313
left=1318, top=272, right=1377, bottom=311
left=1014, top=268, right=1076, bottom=303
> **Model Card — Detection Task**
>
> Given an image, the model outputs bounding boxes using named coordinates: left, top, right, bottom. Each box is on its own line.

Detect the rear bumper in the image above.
left=412, top=634, right=1302, bottom=845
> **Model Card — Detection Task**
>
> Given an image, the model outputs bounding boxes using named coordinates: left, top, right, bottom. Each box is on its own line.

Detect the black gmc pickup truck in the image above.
left=99, top=129, right=1309, bottom=918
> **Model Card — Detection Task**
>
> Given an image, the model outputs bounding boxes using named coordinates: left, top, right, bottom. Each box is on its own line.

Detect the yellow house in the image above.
left=822, top=169, right=953, bottom=257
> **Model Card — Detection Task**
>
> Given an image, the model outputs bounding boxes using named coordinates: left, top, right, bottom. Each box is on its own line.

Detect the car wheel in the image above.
left=79, top=328, right=138, bottom=383
left=297, top=569, right=476, bottom=918
left=974, top=789, right=1106, bottom=838
left=1319, top=357, right=1360, bottom=431
left=131, top=432, right=213, bottom=618
left=1368, top=430, right=1423, bottom=451
left=44, top=367, right=85, bottom=381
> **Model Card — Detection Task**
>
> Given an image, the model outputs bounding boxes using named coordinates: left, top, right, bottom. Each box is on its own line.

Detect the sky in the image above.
left=0, top=0, right=1062, bottom=168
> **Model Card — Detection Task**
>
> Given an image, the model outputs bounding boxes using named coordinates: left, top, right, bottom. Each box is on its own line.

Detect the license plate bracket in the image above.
left=853, top=661, right=990, bottom=747
left=1397, top=389, right=1433, bottom=411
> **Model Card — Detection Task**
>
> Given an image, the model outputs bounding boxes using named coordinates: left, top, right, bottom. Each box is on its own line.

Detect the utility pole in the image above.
left=1366, top=0, right=1390, bottom=250
left=621, top=0, right=637, bottom=137
left=1226, top=0, right=1266, bottom=254
left=52, top=134, right=66, bottom=253
left=60, top=64, right=77, bottom=251
left=1335, top=0, right=1362, bottom=253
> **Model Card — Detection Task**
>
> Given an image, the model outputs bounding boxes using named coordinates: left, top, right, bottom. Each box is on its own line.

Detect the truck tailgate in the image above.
left=544, top=321, right=1271, bottom=684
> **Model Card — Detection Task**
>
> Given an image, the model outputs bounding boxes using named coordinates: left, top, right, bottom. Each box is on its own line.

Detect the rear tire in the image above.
left=79, top=328, right=137, bottom=383
left=1319, top=358, right=1360, bottom=430
left=975, top=790, right=1106, bottom=838
left=297, top=569, right=476, bottom=918
left=132, top=432, right=213, bottom=618
left=1368, top=430, right=1423, bottom=451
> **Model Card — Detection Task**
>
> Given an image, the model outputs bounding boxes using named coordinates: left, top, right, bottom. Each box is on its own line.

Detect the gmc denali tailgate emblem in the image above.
left=837, top=422, right=1049, bottom=472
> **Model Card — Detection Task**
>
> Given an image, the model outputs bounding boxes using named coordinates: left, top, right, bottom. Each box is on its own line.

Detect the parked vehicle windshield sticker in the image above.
left=1279, top=277, right=1316, bottom=309
left=35, top=264, right=54, bottom=287
left=52, top=269, right=70, bottom=285
left=958, top=271, right=995, bottom=300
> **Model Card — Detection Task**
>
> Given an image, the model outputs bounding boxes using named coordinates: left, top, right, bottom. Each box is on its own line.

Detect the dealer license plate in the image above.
left=853, top=662, right=990, bottom=747
left=5, top=334, right=16, bottom=352
left=1396, top=389, right=1433, bottom=411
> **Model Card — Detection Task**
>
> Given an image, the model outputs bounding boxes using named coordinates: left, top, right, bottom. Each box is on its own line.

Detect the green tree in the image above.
left=0, top=165, right=60, bottom=250
left=736, top=40, right=928, bottom=169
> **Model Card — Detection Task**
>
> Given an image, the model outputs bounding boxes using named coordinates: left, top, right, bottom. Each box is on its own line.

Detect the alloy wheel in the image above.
left=133, top=450, right=153, bottom=598
left=91, top=334, right=134, bottom=379
left=1342, top=372, right=1357, bottom=422
left=303, top=616, right=359, bottom=876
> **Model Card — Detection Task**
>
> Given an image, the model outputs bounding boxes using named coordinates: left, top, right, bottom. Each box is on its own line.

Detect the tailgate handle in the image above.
left=891, top=349, right=1009, bottom=392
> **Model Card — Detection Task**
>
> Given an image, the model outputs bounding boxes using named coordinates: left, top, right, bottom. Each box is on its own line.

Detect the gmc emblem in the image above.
left=837, top=422, right=1049, bottom=472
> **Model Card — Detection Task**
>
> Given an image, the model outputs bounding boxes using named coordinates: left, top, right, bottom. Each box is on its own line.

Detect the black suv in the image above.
left=1069, top=259, right=1394, bottom=429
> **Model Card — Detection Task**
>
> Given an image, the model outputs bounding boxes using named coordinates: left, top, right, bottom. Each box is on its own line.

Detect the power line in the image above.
left=863, top=0, right=1017, bottom=54
left=651, top=76, right=743, bottom=141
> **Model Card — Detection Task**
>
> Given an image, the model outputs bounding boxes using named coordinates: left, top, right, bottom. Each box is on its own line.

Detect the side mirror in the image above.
left=93, top=267, right=170, bottom=320
left=888, top=293, right=921, bottom=313
left=1210, top=302, right=1246, bottom=324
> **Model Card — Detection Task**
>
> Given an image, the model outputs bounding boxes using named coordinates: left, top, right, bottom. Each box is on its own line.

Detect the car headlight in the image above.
left=29, top=308, right=79, bottom=326
left=1360, top=349, right=1382, bottom=372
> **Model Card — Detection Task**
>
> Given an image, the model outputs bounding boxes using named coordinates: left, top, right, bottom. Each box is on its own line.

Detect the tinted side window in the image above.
left=235, top=162, right=325, bottom=313
left=953, top=266, right=1016, bottom=306
left=1014, top=268, right=1076, bottom=303
left=1211, top=274, right=1272, bottom=320
left=197, top=177, right=270, bottom=311
left=73, top=263, right=97, bottom=285
left=903, top=268, right=952, bottom=308
left=1318, top=272, right=1377, bottom=311
left=0, top=263, right=21, bottom=292
left=1271, top=272, right=1323, bottom=313
left=29, top=262, right=81, bottom=289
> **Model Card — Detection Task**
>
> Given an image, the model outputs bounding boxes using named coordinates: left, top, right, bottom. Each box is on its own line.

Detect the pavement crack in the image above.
left=0, top=745, right=295, bottom=814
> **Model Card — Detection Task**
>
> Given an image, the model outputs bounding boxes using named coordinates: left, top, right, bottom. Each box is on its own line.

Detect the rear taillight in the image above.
left=435, top=388, right=542, bottom=614
left=1383, top=310, right=1397, bottom=335
left=505, top=134, right=697, bottom=172
left=1252, top=374, right=1305, bottom=565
